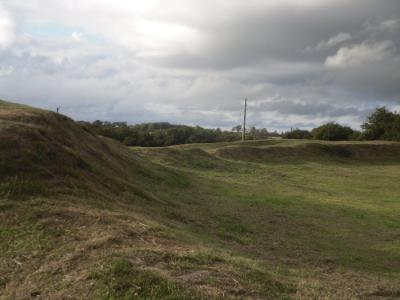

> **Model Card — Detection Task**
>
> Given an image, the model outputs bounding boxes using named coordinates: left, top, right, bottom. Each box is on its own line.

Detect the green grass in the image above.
left=123, top=248, right=295, bottom=298
left=0, top=217, right=61, bottom=259
left=0, top=176, right=46, bottom=200
left=2, top=101, right=400, bottom=298
left=90, top=258, right=200, bottom=300
left=133, top=140, right=400, bottom=284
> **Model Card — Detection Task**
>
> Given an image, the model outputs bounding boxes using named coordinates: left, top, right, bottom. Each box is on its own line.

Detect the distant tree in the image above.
left=312, top=122, right=354, bottom=141
left=123, top=136, right=137, bottom=146
left=92, top=120, right=103, bottom=127
left=268, top=130, right=281, bottom=138
left=389, top=117, right=400, bottom=141
left=361, top=107, right=400, bottom=141
left=259, top=128, right=269, bottom=139
left=249, top=126, right=257, bottom=139
left=79, top=121, right=241, bottom=147
left=283, top=129, right=312, bottom=139
left=350, top=131, right=363, bottom=141
left=232, top=125, right=242, bottom=133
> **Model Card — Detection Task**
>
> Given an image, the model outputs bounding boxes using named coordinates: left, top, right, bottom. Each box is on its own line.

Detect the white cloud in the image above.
left=0, top=65, right=13, bottom=76
left=71, top=32, right=84, bottom=41
left=365, top=18, right=400, bottom=33
left=315, top=32, right=352, bottom=51
left=0, top=4, right=14, bottom=49
left=324, top=41, right=400, bottom=100
left=379, top=19, right=400, bottom=32
left=325, top=41, right=396, bottom=69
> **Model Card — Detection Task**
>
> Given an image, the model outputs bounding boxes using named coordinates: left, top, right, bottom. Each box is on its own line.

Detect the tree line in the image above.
left=78, top=120, right=285, bottom=147
left=78, top=120, right=283, bottom=147
left=282, top=107, right=400, bottom=141
left=78, top=107, right=400, bottom=146
left=78, top=121, right=239, bottom=147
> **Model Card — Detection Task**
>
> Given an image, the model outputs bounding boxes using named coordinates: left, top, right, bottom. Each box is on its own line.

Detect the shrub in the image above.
left=312, top=122, right=354, bottom=141
left=283, top=129, right=312, bottom=139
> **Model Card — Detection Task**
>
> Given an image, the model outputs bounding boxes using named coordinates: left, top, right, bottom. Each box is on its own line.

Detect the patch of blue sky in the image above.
left=22, top=21, right=104, bottom=44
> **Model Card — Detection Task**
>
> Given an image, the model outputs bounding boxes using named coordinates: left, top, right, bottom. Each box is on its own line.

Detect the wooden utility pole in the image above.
left=242, top=98, right=247, bottom=142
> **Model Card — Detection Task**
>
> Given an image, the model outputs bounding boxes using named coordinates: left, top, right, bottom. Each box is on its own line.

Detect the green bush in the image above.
left=283, top=129, right=312, bottom=139
left=311, top=122, right=354, bottom=141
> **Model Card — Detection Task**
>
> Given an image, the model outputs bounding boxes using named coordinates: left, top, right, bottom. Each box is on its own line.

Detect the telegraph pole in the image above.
left=242, top=98, right=247, bottom=142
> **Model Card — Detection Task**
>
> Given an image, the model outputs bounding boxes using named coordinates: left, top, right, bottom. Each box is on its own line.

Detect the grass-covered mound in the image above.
left=0, top=101, right=293, bottom=299
left=0, top=100, right=180, bottom=201
left=1, top=100, right=400, bottom=299
left=216, top=141, right=400, bottom=163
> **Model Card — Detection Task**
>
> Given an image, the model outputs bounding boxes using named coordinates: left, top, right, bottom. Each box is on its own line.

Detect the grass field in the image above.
left=1, top=100, right=400, bottom=299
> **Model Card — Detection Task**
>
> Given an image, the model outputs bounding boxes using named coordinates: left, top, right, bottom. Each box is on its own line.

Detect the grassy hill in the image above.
left=1, top=100, right=400, bottom=299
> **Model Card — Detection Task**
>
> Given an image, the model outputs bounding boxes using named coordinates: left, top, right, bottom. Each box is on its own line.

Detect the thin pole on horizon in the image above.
left=242, top=98, right=247, bottom=142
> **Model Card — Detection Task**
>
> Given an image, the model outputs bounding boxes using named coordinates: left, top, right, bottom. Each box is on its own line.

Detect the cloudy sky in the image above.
left=0, top=0, right=399, bottom=130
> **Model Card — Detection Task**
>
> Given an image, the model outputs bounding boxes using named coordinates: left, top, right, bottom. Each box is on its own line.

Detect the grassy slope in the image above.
left=135, top=141, right=400, bottom=298
left=1, top=100, right=400, bottom=299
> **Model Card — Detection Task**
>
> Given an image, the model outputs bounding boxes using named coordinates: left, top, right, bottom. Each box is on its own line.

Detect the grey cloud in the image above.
left=156, top=0, right=400, bottom=69
left=311, top=33, right=352, bottom=52
left=255, top=100, right=365, bottom=118
left=0, top=0, right=399, bottom=131
left=325, top=41, right=400, bottom=101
